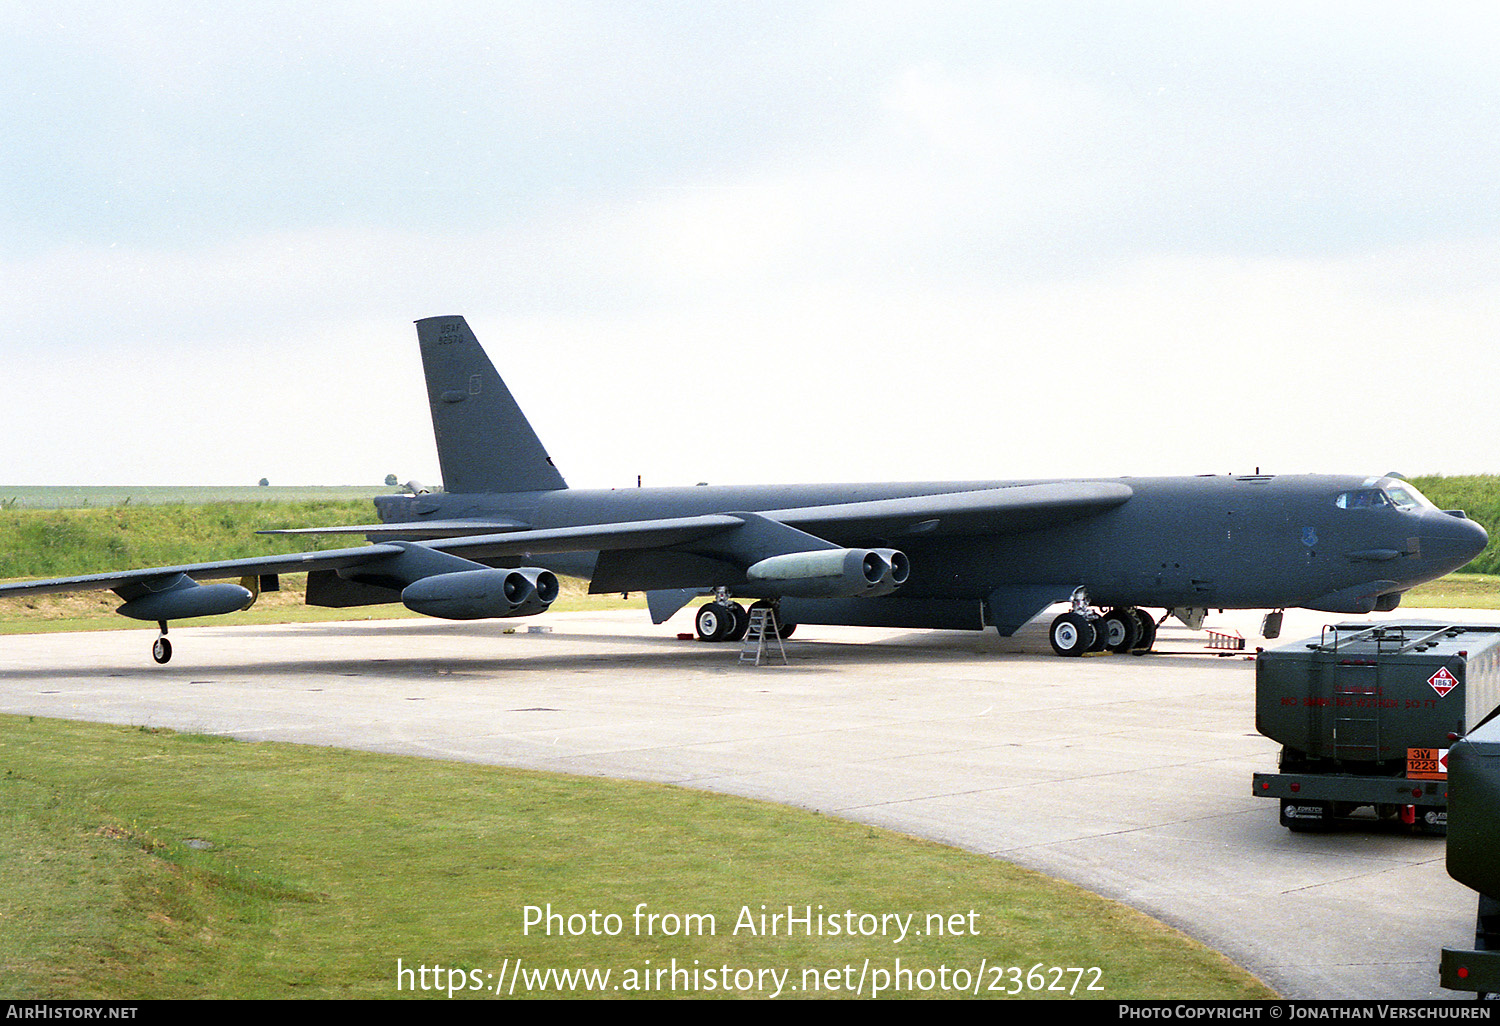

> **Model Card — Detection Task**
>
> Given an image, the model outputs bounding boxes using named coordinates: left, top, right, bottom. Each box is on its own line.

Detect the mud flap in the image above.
left=1280, top=800, right=1331, bottom=831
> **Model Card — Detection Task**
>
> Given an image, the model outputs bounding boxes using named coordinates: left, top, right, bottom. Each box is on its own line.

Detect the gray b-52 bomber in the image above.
left=1, top=315, right=1488, bottom=663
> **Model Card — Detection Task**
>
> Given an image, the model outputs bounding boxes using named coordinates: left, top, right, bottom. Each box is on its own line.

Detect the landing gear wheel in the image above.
left=696, top=603, right=734, bottom=642
left=725, top=602, right=749, bottom=642
left=1086, top=615, right=1108, bottom=652
left=748, top=600, right=796, bottom=639
left=152, top=636, right=173, bottom=665
left=1049, top=612, right=1095, bottom=657
left=1130, top=608, right=1158, bottom=653
left=1101, top=608, right=1142, bottom=654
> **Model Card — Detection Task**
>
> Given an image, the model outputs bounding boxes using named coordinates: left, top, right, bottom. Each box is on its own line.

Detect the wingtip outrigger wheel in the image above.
left=152, top=621, right=172, bottom=664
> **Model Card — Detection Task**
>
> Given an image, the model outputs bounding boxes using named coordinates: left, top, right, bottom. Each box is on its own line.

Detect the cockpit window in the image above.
left=1382, top=482, right=1431, bottom=512
left=1334, top=480, right=1436, bottom=512
left=1335, top=489, right=1390, bottom=509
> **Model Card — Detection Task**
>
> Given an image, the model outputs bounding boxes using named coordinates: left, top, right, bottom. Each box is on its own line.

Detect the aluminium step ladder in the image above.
left=739, top=606, right=788, bottom=666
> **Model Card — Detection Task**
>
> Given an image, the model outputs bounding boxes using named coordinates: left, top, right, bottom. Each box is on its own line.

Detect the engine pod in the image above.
left=745, top=548, right=908, bottom=598
left=401, top=568, right=559, bottom=620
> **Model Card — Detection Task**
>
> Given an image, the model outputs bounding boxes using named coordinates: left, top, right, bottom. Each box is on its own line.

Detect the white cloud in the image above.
left=3, top=4, right=1499, bottom=486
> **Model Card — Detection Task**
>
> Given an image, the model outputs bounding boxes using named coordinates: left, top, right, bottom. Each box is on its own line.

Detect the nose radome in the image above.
left=1421, top=511, right=1489, bottom=573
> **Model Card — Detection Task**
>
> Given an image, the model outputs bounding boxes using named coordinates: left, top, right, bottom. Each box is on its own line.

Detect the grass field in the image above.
left=0, top=485, right=390, bottom=509
left=16, top=487, right=1490, bottom=1000
left=0, top=715, right=1272, bottom=1000
left=1403, top=573, right=1500, bottom=610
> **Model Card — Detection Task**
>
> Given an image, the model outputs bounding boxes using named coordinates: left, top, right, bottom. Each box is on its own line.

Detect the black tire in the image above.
left=1049, top=612, right=1094, bottom=656
left=1130, top=608, right=1158, bottom=653
left=748, top=600, right=795, bottom=639
left=725, top=602, right=749, bottom=642
left=696, top=603, right=733, bottom=642
left=1101, top=609, right=1141, bottom=654
left=152, top=636, right=173, bottom=664
left=1086, top=614, right=1108, bottom=652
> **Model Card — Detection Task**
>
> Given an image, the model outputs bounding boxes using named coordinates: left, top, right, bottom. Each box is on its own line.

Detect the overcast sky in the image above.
left=4, top=2, right=1498, bottom=488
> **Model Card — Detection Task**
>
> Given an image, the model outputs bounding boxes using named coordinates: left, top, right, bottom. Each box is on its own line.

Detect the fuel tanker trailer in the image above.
left=1251, top=622, right=1500, bottom=833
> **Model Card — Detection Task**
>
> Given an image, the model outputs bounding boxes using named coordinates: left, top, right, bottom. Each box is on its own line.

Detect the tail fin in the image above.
left=414, top=316, right=567, bottom=494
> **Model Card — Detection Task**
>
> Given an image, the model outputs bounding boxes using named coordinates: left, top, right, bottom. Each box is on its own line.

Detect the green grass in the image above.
left=0, top=485, right=390, bottom=510
left=0, top=500, right=377, bottom=580
left=1403, top=573, right=1500, bottom=609
left=0, top=715, right=1272, bottom=1000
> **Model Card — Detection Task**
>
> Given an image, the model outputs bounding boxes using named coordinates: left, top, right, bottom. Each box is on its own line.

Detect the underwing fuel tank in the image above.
left=400, top=567, right=559, bottom=620
left=745, top=548, right=909, bottom=598
left=116, top=573, right=253, bottom=621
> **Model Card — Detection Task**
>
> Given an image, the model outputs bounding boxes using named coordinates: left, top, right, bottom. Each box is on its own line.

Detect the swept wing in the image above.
left=0, top=483, right=1130, bottom=597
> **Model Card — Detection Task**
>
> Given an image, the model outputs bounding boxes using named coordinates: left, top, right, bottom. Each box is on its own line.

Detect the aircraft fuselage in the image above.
left=374, top=472, right=1486, bottom=628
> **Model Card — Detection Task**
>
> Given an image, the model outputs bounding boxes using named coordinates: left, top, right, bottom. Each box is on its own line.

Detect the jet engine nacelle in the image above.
left=400, top=567, right=560, bottom=620
left=116, top=574, right=255, bottom=622
left=745, top=547, right=909, bottom=598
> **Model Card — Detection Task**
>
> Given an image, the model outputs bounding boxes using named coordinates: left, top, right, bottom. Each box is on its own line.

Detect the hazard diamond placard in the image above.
left=1428, top=666, right=1459, bottom=697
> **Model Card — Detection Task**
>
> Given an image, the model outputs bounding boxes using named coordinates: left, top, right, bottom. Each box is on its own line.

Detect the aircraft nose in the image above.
left=1420, top=510, right=1489, bottom=574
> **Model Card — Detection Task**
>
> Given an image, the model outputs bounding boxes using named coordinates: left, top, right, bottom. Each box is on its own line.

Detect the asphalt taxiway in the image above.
left=1, top=607, right=1484, bottom=1000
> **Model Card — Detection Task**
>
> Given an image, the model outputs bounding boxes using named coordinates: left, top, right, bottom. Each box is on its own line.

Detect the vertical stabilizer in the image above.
left=415, top=316, right=568, bottom=494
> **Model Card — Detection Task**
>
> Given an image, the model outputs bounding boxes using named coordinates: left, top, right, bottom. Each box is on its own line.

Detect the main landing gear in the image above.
left=1049, top=591, right=1158, bottom=657
left=695, top=594, right=795, bottom=642
left=695, top=600, right=747, bottom=642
